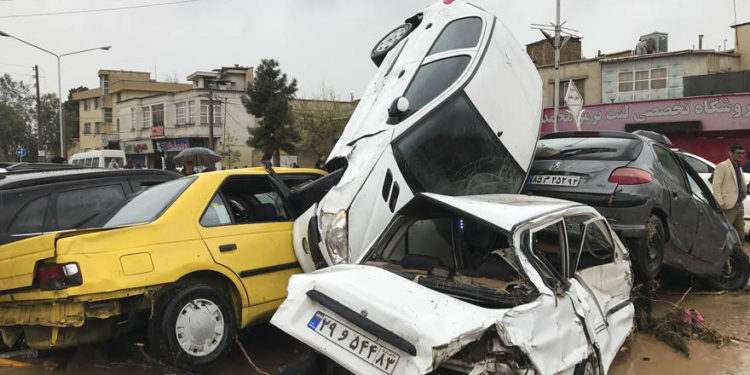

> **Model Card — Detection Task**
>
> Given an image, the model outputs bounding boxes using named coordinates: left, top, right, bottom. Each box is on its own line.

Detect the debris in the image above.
left=234, top=335, right=269, bottom=375
left=42, top=359, right=62, bottom=371
left=637, top=307, right=729, bottom=357
left=0, top=348, right=38, bottom=360
left=0, top=358, right=32, bottom=368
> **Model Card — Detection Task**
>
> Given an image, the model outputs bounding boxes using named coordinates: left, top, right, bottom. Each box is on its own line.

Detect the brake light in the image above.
left=38, top=263, right=82, bottom=291
left=608, top=168, right=653, bottom=185
left=444, top=0, right=454, bottom=4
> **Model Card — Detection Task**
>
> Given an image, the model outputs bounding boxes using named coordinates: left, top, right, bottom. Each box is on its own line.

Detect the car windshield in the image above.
left=535, top=137, right=642, bottom=161
left=81, top=177, right=195, bottom=228
left=365, top=213, right=537, bottom=308
left=394, top=94, right=525, bottom=195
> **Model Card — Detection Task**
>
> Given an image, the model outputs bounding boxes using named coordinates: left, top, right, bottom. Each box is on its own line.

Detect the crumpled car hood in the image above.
left=272, top=265, right=509, bottom=374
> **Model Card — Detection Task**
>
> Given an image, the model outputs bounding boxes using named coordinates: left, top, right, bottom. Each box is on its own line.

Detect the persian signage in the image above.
left=123, top=141, right=154, bottom=154
left=156, top=139, right=189, bottom=152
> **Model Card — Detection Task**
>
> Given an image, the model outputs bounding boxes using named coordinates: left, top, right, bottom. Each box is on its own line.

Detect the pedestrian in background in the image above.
left=713, top=143, right=747, bottom=239
left=314, top=154, right=326, bottom=171
left=182, top=160, right=196, bottom=176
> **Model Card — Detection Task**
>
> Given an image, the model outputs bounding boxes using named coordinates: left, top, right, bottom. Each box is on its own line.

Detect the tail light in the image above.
left=608, top=167, right=653, bottom=185
left=38, top=263, right=82, bottom=291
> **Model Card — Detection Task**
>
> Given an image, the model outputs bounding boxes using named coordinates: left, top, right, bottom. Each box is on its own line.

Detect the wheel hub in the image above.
left=175, top=298, right=225, bottom=357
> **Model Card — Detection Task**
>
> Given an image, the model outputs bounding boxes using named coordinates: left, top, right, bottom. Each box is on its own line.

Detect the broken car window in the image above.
left=531, top=221, right=565, bottom=283
left=215, top=176, right=290, bottom=224
left=394, top=94, right=524, bottom=196
left=428, top=17, right=483, bottom=55
left=571, top=218, right=614, bottom=272
left=653, top=146, right=689, bottom=192
left=403, top=55, right=470, bottom=114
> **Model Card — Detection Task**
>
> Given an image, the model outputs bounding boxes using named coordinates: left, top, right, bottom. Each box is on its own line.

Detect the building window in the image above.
left=101, top=75, right=109, bottom=95
left=200, top=100, right=222, bottom=125
left=94, top=97, right=101, bottom=109
left=188, top=100, right=195, bottom=124
left=152, top=104, right=164, bottom=127
left=95, top=122, right=102, bottom=134
left=84, top=123, right=91, bottom=134
left=116, top=92, right=121, bottom=102
left=84, top=100, right=90, bottom=111
left=142, top=106, right=151, bottom=128
left=557, top=79, right=585, bottom=107
left=176, top=102, right=186, bottom=125
left=618, top=68, right=667, bottom=92
left=103, top=108, right=112, bottom=123
left=131, top=108, right=136, bottom=130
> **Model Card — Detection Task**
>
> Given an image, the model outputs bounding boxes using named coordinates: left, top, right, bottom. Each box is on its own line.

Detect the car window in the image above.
left=84, top=177, right=195, bottom=228
left=531, top=221, right=565, bottom=281
left=686, top=172, right=709, bottom=204
left=535, top=137, right=643, bottom=161
left=403, top=55, right=470, bottom=114
left=571, top=218, right=614, bottom=272
left=56, top=185, right=126, bottom=229
left=428, top=17, right=483, bottom=55
left=394, top=94, right=524, bottom=195
left=653, top=146, right=688, bottom=191
left=206, top=175, right=290, bottom=226
left=9, top=195, right=49, bottom=234
left=200, top=193, right=233, bottom=226
left=382, top=218, right=455, bottom=268
left=682, top=155, right=712, bottom=174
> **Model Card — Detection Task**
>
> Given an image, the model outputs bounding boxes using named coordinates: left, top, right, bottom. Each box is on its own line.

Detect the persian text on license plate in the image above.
left=308, top=311, right=400, bottom=374
left=528, top=174, right=581, bottom=186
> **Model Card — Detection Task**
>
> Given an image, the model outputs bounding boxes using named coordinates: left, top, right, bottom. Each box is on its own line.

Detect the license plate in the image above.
left=308, top=311, right=400, bottom=374
left=528, top=174, right=580, bottom=186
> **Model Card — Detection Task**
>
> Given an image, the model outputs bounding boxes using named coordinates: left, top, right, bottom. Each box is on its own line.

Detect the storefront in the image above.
left=541, top=93, right=750, bottom=163
left=122, top=140, right=153, bottom=168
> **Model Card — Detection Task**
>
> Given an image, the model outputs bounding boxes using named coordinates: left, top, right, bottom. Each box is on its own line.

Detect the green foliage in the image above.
left=218, top=134, right=242, bottom=168
left=242, top=59, right=299, bottom=166
left=295, top=87, right=354, bottom=157
left=0, top=102, right=31, bottom=161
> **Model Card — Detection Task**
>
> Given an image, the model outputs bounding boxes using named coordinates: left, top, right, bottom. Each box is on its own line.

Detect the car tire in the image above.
left=147, top=283, right=236, bottom=370
left=370, top=23, right=413, bottom=67
left=627, top=215, right=665, bottom=281
left=708, top=245, right=750, bottom=291
left=574, top=352, right=600, bottom=375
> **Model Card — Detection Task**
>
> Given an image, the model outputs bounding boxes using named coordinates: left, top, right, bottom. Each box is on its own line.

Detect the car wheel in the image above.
left=370, top=23, right=413, bottom=67
left=627, top=215, right=665, bottom=281
left=574, top=352, right=600, bottom=375
left=708, top=245, right=750, bottom=291
left=148, top=283, right=236, bottom=370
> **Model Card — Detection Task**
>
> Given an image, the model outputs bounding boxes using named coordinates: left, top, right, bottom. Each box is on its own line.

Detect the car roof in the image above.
left=421, top=193, right=583, bottom=232
left=0, top=168, right=180, bottom=190
left=540, top=130, right=673, bottom=146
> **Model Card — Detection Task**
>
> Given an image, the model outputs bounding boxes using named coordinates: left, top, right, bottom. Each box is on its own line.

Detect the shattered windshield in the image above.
left=365, top=214, right=537, bottom=308
left=535, top=137, right=642, bottom=161
left=394, top=94, right=525, bottom=195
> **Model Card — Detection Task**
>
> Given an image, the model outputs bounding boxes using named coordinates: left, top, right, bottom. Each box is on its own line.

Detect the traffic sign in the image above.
left=15, top=147, right=27, bottom=158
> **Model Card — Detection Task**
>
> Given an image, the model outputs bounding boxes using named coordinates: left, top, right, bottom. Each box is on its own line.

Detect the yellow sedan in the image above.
left=0, top=167, right=324, bottom=369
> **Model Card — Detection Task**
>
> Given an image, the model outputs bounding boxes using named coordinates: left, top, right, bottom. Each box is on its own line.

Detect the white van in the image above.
left=69, top=150, right=126, bottom=169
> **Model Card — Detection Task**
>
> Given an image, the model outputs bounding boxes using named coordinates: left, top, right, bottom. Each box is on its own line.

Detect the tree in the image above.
left=295, top=85, right=355, bottom=158
left=242, top=59, right=299, bottom=167
left=0, top=102, right=31, bottom=162
left=218, top=134, right=242, bottom=169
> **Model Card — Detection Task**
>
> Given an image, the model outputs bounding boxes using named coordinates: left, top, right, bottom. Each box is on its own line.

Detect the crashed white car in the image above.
left=294, top=0, right=542, bottom=271
left=273, top=194, right=633, bottom=375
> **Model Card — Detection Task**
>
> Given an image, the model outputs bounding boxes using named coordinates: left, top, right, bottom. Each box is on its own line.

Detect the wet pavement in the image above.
left=1, top=261, right=749, bottom=374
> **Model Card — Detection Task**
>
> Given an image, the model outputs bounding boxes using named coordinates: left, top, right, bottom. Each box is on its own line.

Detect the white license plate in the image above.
left=308, top=311, right=400, bottom=374
left=528, top=174, right=580, bottom=186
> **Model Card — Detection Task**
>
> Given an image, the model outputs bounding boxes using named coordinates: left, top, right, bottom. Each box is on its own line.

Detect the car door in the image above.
left=196, top=175, right=300, bottom=305
left=652, top=145, right=699, bottom=252
left=684, top=167, right=730, bottom=262
left=564, top=214, right=633, bottom=373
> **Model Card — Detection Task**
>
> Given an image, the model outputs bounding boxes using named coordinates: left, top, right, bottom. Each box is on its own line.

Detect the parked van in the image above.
left=69, top=150, right=126, bottom=168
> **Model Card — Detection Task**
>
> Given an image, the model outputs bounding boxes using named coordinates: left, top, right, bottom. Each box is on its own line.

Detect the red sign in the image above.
left=151, top=125, right=164, bottom=137
left=541, top=93, right=750, bottom=135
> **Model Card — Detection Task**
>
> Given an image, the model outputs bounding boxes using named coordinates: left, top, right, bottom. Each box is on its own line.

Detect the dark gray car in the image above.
left=522, top=130, right=750, bottom=290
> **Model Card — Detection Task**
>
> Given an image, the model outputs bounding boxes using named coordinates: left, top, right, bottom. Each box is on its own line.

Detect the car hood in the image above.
left=271, top=265, right=510, bottom=374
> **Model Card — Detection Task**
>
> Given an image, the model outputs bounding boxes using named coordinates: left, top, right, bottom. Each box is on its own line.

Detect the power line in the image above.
left=0, top=0, right=199, bottom=19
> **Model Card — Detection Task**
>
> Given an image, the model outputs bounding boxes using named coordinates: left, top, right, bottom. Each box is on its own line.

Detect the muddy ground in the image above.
left=1, top=268, right=749, bottom=374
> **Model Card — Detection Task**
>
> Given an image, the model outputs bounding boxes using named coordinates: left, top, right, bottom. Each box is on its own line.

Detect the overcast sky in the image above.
left=1, top=0, right=748, bottom=102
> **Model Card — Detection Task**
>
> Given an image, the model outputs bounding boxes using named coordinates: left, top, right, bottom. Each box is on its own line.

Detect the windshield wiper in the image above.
left=555, top=147, right=617, bottom=159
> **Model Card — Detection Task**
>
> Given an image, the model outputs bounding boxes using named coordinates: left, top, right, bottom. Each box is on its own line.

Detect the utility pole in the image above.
left=532, top=0, right=578, bottom=133
left=34, top=65, right=43, bottom=162
left=208, top=89, right=215, bottom=150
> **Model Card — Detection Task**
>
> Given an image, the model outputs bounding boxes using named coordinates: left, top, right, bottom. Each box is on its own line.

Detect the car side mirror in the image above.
left=386, top=97, right=410, bottom=125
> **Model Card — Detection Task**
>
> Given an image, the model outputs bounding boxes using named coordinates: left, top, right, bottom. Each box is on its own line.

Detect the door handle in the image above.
left=219, top=244, right=237, bottom=252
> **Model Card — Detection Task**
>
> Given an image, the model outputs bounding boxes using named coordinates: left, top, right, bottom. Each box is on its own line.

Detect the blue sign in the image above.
left=15, top=147, right=27, bottom=158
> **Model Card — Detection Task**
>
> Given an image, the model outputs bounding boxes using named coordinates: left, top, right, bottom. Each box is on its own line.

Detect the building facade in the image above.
left=116, top=66, right=258, bottom=168
left=71, top=70, right=192, bottom=157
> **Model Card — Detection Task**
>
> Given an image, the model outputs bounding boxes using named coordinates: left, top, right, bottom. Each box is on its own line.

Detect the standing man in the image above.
left=713, top=143, right=747, bottom=239
left=314, top=154, right=327, bottom=171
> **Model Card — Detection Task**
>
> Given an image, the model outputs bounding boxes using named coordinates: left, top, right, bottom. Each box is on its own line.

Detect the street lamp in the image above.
left=0, top=30, right=110, bottom=158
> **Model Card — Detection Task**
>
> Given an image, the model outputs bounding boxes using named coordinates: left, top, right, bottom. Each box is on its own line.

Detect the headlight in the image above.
left=322, top=210, right=348, bottom=264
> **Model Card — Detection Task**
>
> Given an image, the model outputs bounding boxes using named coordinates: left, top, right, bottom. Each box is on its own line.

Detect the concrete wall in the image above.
left=537, top=59, right=602, bottom=107
left=602, top=55, right=684, bottom=103
left=526, top=38, right=582, bottom=67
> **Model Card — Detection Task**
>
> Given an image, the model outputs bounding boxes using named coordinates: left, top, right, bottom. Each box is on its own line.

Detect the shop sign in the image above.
left=152, top=125, right=164, bottom=137
left=123, top=141, right=154, bottom=154
left=156, top=139, right=189, bottom=152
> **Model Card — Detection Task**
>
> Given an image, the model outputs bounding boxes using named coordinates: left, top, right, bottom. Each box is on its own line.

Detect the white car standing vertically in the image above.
left=293, top=0, right=544, bottom=272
